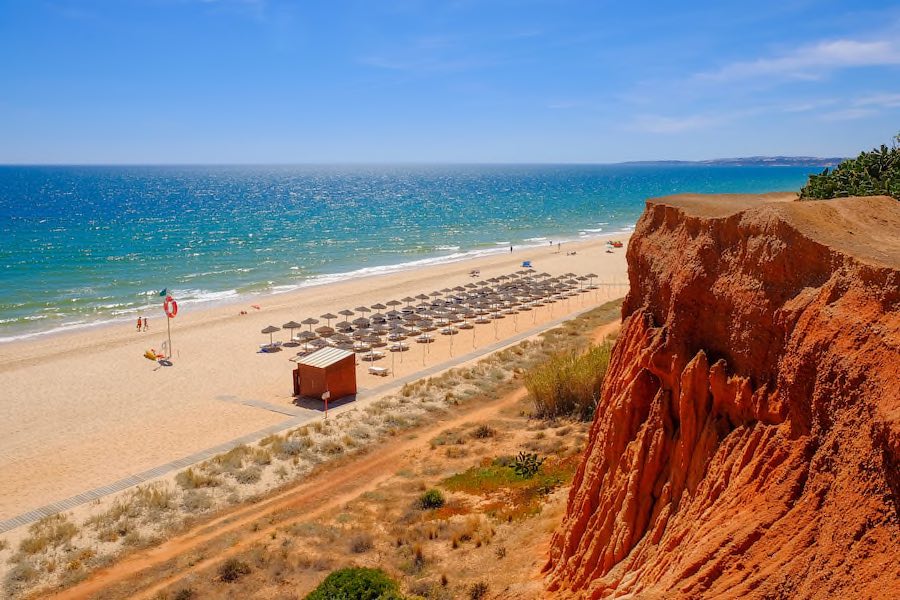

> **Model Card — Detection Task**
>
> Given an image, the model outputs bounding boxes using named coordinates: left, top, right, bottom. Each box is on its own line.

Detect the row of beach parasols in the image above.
left=260, top=270, right=604, bottom=368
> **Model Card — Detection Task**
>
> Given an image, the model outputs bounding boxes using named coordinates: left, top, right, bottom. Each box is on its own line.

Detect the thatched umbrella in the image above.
left=331, top=333, right=352, bottom=346
left=315, top=325, right=335, bottom=338
left=295, top=329, right=316, bottom=352
left=389, top=325, right=410, bottom=368
left=261, top=325, right=280, bottom=346
left=335, top=320, right=353, bottom=331
left=401, top=296, right=416, bottom=306
left=282, top=320, right=302, bottom=340
left=320, top=312, right=338, bottom=327
left=370, top=302, right=387, bottom=311
left=355, top=306, right=371, bottom=316
left=386, top=299, right=402, bottom=309
left=364, top=333, right=386, bottom=348
left=352, top=317, right=371, bottom=328
left=301, top=317, right=319, bottom=331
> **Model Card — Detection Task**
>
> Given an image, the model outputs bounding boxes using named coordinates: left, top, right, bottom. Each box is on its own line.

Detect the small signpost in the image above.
left=322, top=390, right=331, bottom=418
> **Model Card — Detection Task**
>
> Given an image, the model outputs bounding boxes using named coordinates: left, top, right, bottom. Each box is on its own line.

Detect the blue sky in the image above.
left=1, top=0, right=899, bottom=163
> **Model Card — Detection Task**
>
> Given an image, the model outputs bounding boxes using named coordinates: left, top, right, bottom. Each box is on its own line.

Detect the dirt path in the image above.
left=49, top=387, right=530, bottom=600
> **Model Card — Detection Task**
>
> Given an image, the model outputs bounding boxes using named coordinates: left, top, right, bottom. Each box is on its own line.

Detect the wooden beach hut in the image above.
left=291, top=347, right=357, bottom=400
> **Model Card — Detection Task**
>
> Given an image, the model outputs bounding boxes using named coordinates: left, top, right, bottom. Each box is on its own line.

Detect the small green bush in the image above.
left=512, top=451, right=545, bottom=479
left=418, top=489, right=446, bottom=510
left=304, top=567, right=404, bottom=600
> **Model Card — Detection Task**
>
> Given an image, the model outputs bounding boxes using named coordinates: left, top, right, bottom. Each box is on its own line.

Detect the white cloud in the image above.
left=820, top=108, right=879, bottom=121
left=697, top=38, right=900, bottom=82
left=854, top=92, right=900, bottom=108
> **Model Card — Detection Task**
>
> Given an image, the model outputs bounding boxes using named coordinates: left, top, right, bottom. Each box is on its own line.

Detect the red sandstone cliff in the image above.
left=545, top=193, right=900, bottom=598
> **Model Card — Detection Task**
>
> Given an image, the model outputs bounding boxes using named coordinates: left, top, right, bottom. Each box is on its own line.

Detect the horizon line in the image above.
left=0, top=156, right=844, bottom=168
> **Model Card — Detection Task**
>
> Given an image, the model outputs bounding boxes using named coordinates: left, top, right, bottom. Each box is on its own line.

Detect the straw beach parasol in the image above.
left=282, top=320, right=301, bottom=340
left=261, top=325, right=280, bottom=346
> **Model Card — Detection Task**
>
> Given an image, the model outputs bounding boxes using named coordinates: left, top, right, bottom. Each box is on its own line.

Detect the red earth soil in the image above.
left=545, top=193, right=900, bottom=598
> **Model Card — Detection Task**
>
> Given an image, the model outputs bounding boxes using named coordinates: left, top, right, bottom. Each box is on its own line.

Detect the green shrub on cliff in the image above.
left=800, top=132, right=900, bottom=200
left=525, top=341, right=613, bottom=421
left=304, top=567, right=404, bottom=599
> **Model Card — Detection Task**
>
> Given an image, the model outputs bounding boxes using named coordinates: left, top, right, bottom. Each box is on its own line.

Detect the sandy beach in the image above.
left=0, top=236, right=628, bottom=521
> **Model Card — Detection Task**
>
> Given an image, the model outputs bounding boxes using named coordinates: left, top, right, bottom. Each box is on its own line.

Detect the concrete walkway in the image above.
left=0, top=295, right=621, bottom=534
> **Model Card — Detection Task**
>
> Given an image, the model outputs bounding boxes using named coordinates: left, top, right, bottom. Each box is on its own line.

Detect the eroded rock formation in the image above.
left=546, top=193, right=900, bottom=598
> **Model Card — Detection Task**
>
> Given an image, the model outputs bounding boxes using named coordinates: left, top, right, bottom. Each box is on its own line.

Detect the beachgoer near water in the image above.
left=137, top=316, right=142, bottom=332
left=143, top=317, right=149, bottom=332
left=510, top=245, right=513, bottom=253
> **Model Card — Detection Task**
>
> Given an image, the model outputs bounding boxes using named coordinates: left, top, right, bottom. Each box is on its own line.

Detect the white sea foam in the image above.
left=175, top=288, right=239, bottom=305
left=291, top=246, right=512, bottom=290
left=1, top=222, right=634, bottom=343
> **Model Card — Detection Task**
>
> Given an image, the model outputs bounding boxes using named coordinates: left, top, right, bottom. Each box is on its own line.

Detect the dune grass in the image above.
left=19, top=514, right=78, bottom=555
left=524, top=340, right=613, bottom=421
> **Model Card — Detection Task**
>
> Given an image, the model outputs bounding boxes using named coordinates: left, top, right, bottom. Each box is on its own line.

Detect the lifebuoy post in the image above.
left=163, top=294, right=178, bottom=361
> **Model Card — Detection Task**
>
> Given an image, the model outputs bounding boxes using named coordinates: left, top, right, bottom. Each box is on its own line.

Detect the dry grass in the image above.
left=175, top=468, right=223, bottom=490
left=348, top=532, right=375, bottom=554
left=19, top=514, right=78, bottom=555
left=525, top=341, right=613, bottom=420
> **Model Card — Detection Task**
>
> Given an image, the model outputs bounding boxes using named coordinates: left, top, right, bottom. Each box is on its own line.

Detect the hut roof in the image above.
left=295, top=346, right=354, bottom=368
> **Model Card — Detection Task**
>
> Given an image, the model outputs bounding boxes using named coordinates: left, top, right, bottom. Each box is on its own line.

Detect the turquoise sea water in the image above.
left=0, top=164, right=819, bottom=342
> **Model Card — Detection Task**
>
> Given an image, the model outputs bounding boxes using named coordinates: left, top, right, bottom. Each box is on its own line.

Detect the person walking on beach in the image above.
left=137, top=316, right=142, bottom=332
left=143, top=316, right=149, bottom=332
left=510, top=245, right=513, bottom=253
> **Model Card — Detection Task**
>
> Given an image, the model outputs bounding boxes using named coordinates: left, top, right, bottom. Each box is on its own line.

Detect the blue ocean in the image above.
left=0, top=164, right=820, bottom=342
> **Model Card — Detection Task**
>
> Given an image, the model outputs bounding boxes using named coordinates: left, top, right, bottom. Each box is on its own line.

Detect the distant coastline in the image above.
left=620, top=156, right=845, bottom=168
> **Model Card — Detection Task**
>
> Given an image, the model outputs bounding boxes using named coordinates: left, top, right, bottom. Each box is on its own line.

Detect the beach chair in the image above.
left=521, top=260, right=533, bottom=268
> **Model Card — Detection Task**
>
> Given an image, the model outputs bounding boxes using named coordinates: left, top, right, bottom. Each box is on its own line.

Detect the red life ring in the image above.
left=164, top=296, right=178, bottom=318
